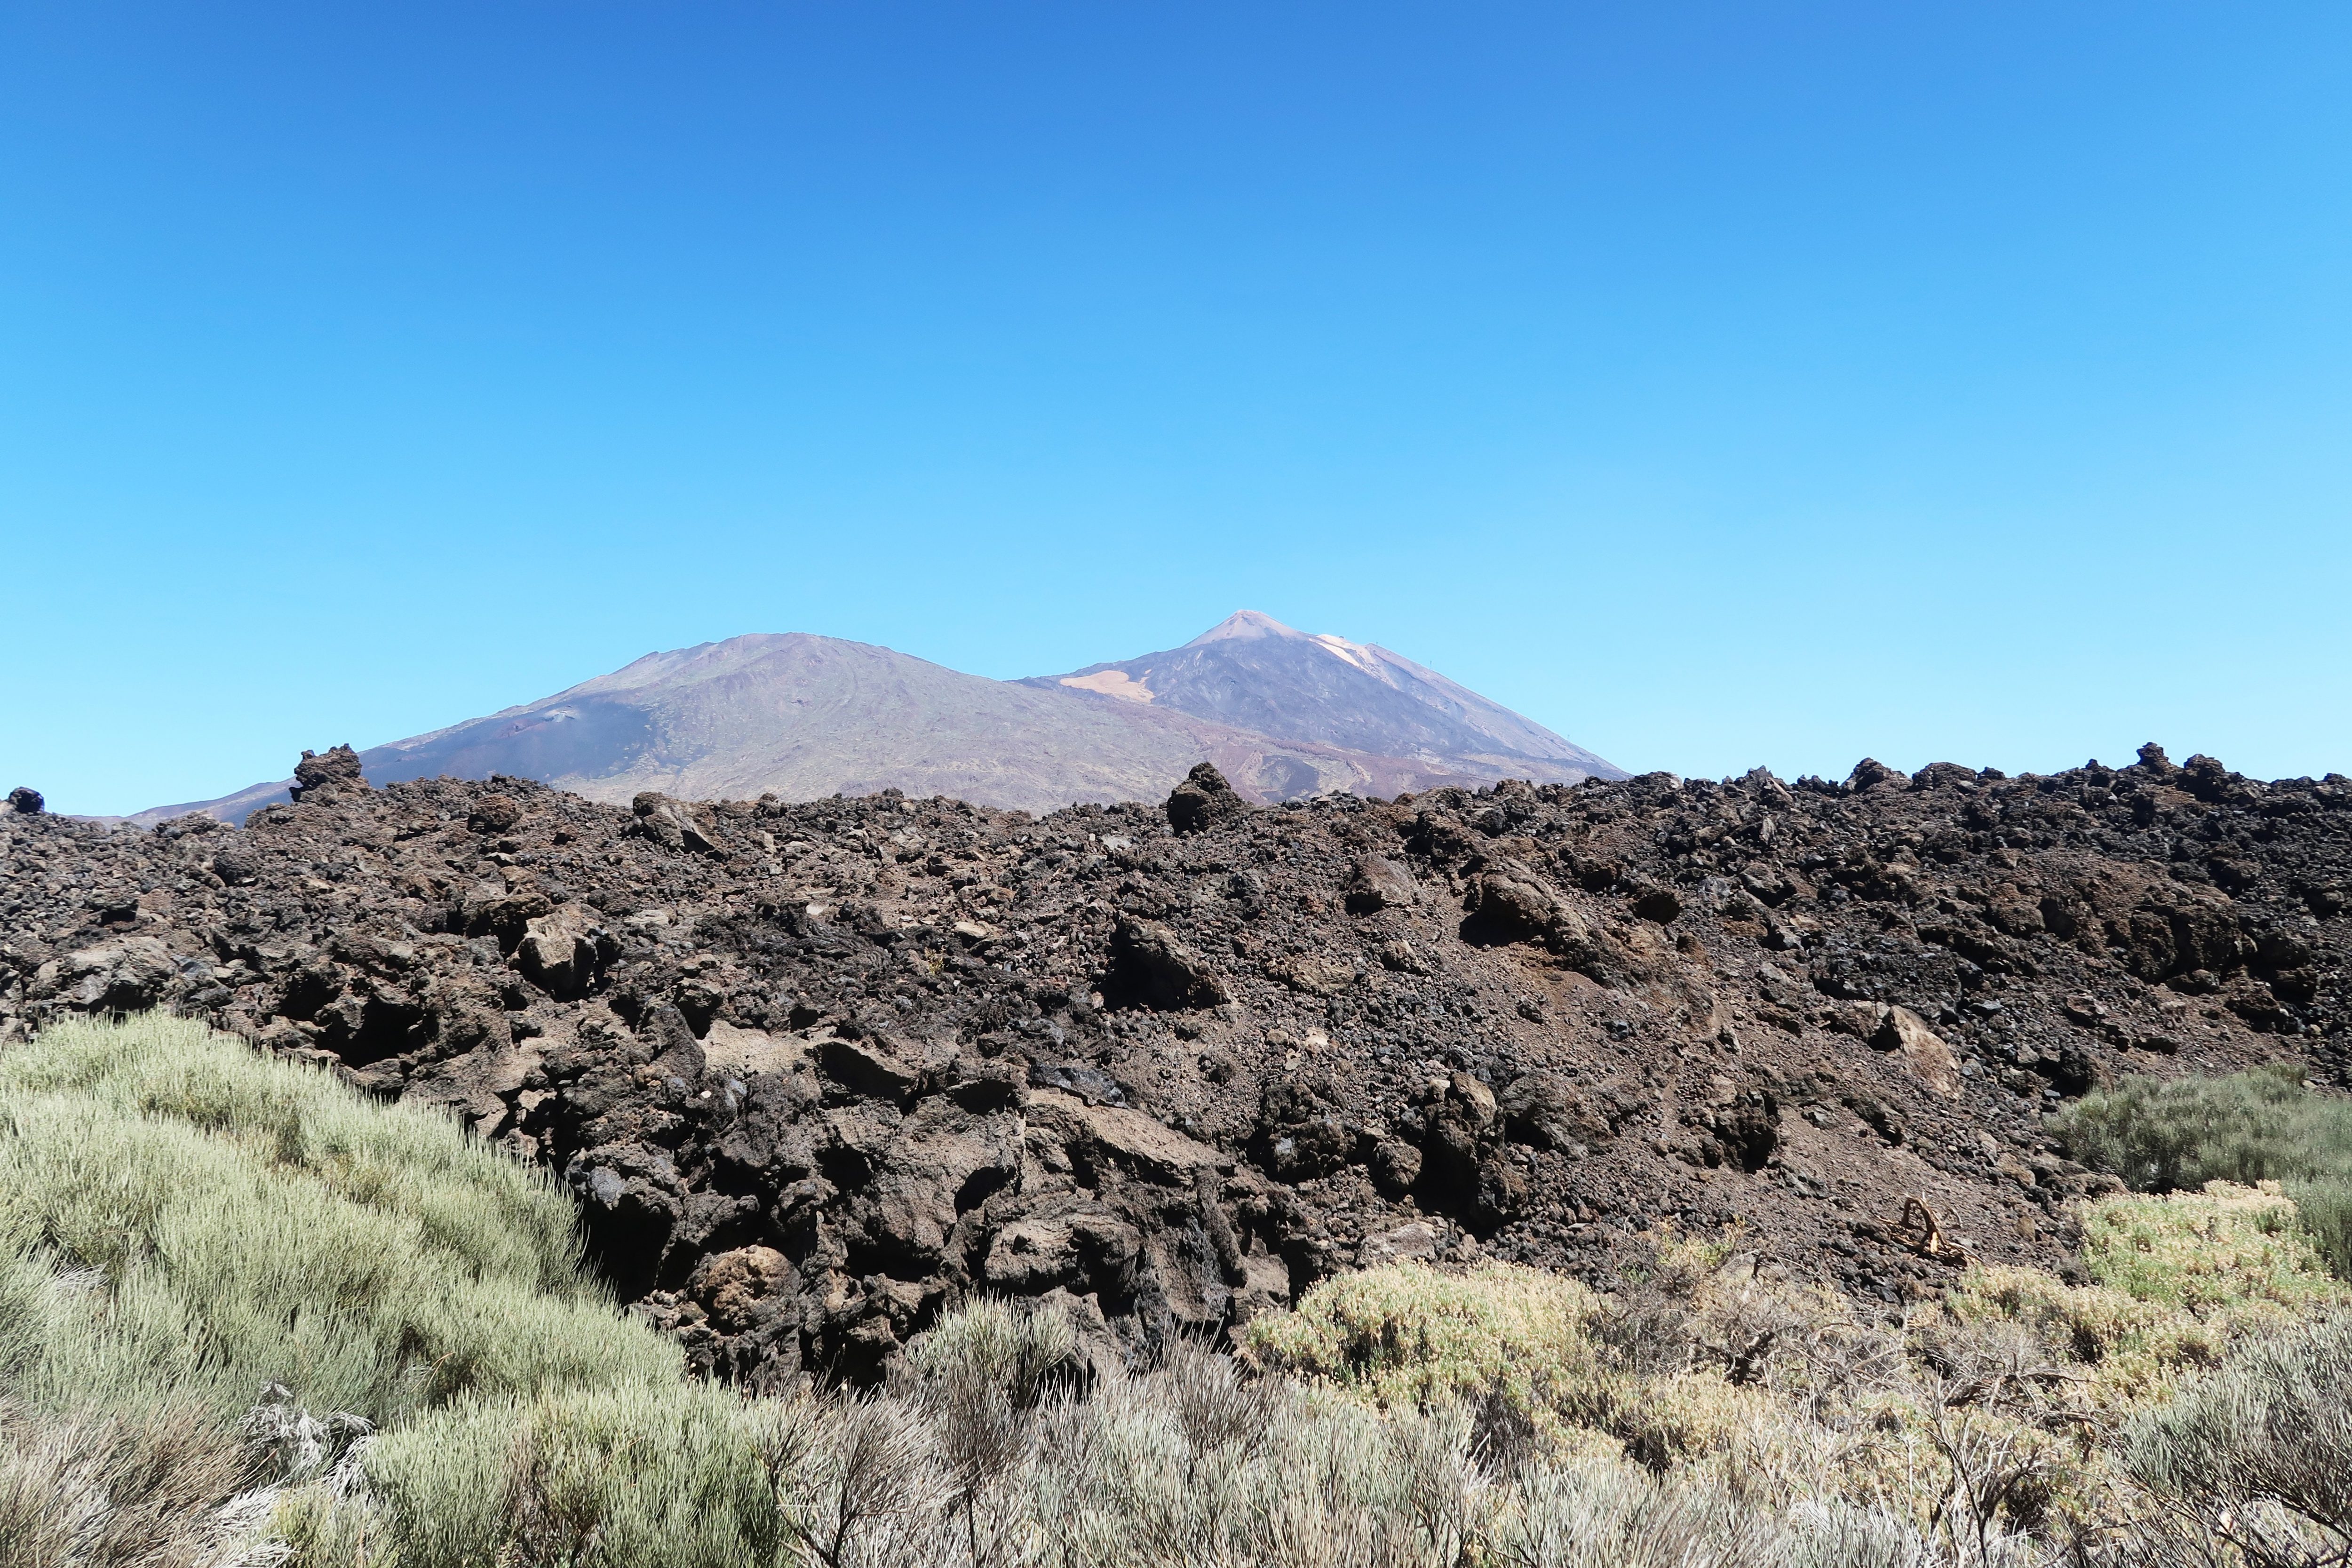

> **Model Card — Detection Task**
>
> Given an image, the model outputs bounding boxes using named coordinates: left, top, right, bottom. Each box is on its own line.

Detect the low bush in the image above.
left=2053, top=1066, right=2352, bottom=1280
left=1237, top=1259, right=1613, bottom=1443
left=1233, top=1247, right=1836, bottom=1472
left=9, top=1015, right=2352, bottom=1568
left=280, top=1381, right=811, bottom=1568
left=0, top=1012, right=678, bottom=1426
left=0, top=1395, right=246, bottom=1568
left=1252, top=1190, right=2352, bottom=1555
left=0, top=1012, right=680, bottom=1563
left=2124, top=1312, right=2352, bottom=1565
left=2288, top=1178, right=2352, bottom=1285
left=2077, top=1183, right=2343, bottom=1316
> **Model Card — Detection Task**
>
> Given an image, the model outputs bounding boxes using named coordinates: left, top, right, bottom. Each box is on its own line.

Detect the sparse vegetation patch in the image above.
left=6, top=1016, right=2352, bottom=1566
left=2055, top=1065, right=2352, bottom=1280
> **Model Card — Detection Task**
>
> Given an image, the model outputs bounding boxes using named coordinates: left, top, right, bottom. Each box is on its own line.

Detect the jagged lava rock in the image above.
left=4, top=745, right=2348, bottom=1383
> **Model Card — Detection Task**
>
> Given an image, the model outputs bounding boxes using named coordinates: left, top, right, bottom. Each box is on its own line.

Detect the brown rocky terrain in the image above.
left=5, top=742, right=2345, bottom=1389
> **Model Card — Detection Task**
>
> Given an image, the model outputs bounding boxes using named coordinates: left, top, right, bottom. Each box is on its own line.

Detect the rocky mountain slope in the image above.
left=129, top=617, right=1624, bottom=827
left=7, top=743, right=2344, bottom=1386
left=1031, top=611, right=1617, bottom=792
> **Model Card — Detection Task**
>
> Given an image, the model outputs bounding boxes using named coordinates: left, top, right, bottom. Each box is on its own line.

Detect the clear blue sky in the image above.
left=5, top=3, right=2349, bottom=815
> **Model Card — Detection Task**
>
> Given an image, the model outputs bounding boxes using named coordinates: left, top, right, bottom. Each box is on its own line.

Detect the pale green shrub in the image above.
left=0, top=1013, right=682, bottom=1562
left=16, top=1016, right=2352, bottom=1568
left=2054, top=1066, right=2352, bottom=1281
left=2124, top=1312, right=2352, bottom=1565
left=0, top=1014, right=677, bottom=1430
left=2077, top=1183, right=2345, bottom=1316
left=1237, top=1253, right=1883, bottom=1475
left=1238, top=1260, right=1625, bottom=1453
left=0, top=1010, right=590, bottom=1297
left=288, top=1382, right=812, bottom=1568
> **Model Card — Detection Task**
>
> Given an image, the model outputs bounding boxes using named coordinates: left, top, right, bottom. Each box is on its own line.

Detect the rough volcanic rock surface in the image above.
left=5, top=745, right=2347, bottom=1386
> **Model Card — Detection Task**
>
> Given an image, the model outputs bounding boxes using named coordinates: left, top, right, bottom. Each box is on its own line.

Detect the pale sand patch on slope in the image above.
left=1059, top=669, right=1156, bottom=703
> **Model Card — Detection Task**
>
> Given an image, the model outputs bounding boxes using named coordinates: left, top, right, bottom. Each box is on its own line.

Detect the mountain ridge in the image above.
left=126, top=614, right=1625, bottom=826
left=1028, top=610, right=1614, bottom=781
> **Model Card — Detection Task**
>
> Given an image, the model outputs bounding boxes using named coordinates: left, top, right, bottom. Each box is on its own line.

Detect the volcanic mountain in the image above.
left=1027, top=610, right=1617, bottom=791
left=130, top=613, right=1623, bottom=826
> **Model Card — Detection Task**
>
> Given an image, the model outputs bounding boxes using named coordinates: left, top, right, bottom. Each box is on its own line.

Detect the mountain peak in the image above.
left=131, top=616, right=1623, bottom=827
left=1036, top=615, right=1622, bottom=788
left=1180, top=613, right=1382, bottom=679
left=1183, top=610, right=1305, bottom=647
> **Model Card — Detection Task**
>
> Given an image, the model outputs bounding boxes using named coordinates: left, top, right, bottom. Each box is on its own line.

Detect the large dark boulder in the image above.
left=289, top=745, right=366, bottom=803
left=1166, top=762, right=1244, bottom=834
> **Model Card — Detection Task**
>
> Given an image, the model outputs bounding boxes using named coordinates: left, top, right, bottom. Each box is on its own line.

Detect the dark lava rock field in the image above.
left=3, top=742, right=2346, bottom=1386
